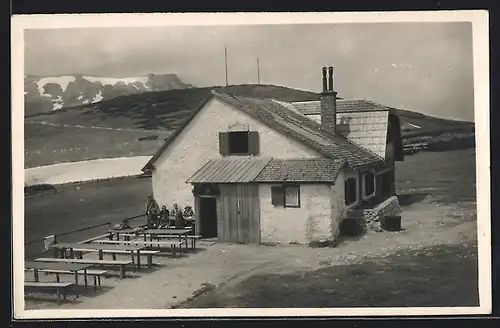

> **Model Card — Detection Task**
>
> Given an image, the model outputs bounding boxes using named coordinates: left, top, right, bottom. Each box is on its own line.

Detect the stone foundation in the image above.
left=346, top=196, right=402, bottom=233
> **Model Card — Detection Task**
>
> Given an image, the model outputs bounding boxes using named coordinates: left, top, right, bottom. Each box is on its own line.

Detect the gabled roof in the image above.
left=254, top=158, right=346, bottom=183
left=288, top=99, right=401, bottom=158
left=292, top=99, right=396, bottom=115
left=213, top=92, right=382, bottom=168
left=142, top=91, right=384, bottom=171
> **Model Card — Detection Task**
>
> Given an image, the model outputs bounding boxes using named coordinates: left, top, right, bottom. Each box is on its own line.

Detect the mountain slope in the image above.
left=24, top=84, right=475, bottom=168
left=24, top=74, right=192, bottom=116
left=24, top=84, right=321, bottom=131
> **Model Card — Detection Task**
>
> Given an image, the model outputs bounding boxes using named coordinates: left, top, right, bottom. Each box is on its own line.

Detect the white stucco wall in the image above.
left=258, top=166, right=349, bottom=245
left=151, top=97, right=322, bottom=209
left=259, top=184, right=333, bottom=245
left=329, top=169, right=347, bottom=240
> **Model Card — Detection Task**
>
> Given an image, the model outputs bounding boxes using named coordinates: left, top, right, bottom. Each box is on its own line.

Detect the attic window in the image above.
left=219, top=131, right=260, bottom=156
left=229, top=131, right=249, bottom=154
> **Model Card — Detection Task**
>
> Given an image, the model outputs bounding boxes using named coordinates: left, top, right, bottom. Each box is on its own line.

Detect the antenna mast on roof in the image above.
left=257, top=58, right=261, bottom=84
left=224, top=46, right=228, bottom=86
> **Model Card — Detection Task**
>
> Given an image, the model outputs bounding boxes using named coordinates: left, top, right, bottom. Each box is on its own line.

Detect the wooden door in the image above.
left=218, top=184, right=260, bottom=244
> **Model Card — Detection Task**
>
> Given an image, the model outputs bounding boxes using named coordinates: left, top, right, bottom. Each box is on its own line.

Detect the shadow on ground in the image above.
left=177, top=242, right=479, bottom=308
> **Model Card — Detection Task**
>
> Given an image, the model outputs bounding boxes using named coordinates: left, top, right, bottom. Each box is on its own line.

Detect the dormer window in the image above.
left=219, top=131, right=260, bottom=156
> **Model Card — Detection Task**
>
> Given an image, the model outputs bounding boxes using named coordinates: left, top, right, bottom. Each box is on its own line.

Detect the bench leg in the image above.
left=98, top=275, right=101, bottom=287
left=112, top=254, right=117, bottom=261
left=147, top=254, right=153, bottom=268
left=84, top=271, right=88, bottom=290
left=56, top=273, right=60, bottom=283
left=131, top=253, right=136, bottom=272
left=119, top=265, right=125, bottom=279
left=136, top=251, right=141, bottom=271
left=57, top=288, right=61, bottom=305
left=93, top=276, right=98, bottom=291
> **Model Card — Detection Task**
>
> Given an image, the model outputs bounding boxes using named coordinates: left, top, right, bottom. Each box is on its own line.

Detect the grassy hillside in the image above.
left=396, top=108, right=474, bottom=137
left=25, top=84, right=320, bottom=130
left=24, top=84, right=474, bottom=168
left=25, top=122, right=169, bottom=168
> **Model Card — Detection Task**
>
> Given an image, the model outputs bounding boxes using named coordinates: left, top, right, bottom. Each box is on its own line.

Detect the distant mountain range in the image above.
left=24, top=74, right=193, bottom=116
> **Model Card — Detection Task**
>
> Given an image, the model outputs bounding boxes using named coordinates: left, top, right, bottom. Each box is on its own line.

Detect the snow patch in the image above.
left=92, top=91, right=103, bottom=103
left=25, top=156, right=151, bottom=185
left=77, top=94, right=83, bottom=100
left=82, top=99, right=90, bottom=104
left=83, top=75, right=149, bottom=89
left=36, top=76, right=76, bottom=96
left=52, top=96, right=64, bottom=111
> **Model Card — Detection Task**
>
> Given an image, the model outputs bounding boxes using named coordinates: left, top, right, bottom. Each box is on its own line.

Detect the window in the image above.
left=271, top=185, right=300, bottom=208
left=345, top=177, right=357, bottom=205
left=229, top=131, right=249, bottom=154
left=219, top=131, right=260, bottom=156
left=363, top=171, right=375, bottom=196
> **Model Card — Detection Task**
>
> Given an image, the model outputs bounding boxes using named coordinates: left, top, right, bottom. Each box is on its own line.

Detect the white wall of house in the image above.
left=152, top=97, right=323, bottom=210
left=259, top=183, right=333, bottom=245
left=329, top=169, right=347, bottom=239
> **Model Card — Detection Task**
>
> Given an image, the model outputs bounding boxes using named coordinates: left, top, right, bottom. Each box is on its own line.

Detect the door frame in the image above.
left=195, top=194, right=218, bottom=237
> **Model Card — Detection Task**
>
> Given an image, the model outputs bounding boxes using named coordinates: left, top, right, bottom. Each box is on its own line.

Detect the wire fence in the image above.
left=24, top=214, right=147, bottom=260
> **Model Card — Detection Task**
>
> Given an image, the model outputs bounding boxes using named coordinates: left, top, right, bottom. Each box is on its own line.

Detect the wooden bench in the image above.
left=72, top=248, right=160, bottom=268
left=34, top=258, right=132, bottom=279
left=92, top=239, right=183, bottom=257
left=78, top=234, right=113, bottom=244
left=26, top=268, right=107, bottom=290
left=24, top=281, right=75, bottom=305
left=149, top=234, right=203, bottom=248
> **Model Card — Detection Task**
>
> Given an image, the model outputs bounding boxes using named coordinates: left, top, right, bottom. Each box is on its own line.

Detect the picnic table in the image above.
left=25, top=260, right=92, bottom=289
left=48, top=242, right=147, bottom=271
left=139, top=228, right=192, bottom=248
left=109, top=228, right=192, bottom=248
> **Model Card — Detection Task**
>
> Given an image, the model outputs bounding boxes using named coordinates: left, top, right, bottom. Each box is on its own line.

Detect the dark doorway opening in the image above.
left=199, top=197, right=218, bottom=239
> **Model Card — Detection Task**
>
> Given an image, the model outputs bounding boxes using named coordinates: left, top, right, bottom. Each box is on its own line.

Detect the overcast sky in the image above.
left=24, top=22, right=474, bottom=121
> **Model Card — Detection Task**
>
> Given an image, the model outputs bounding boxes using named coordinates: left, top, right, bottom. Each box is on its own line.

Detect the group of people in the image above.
left=145, top=195, right=195, bottom=229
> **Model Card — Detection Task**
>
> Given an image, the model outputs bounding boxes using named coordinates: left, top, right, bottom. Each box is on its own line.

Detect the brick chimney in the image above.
left=320, top=66, right=337, bottom=133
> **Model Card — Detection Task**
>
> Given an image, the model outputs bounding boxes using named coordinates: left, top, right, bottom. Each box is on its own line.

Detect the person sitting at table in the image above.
left=183, top=205, right=194, bottom=218
left=159, top=205, right=170, bottom=228
left=183, top=205, right=195, bottom=228
left=145, top=194, right=160, bottom=228
left=172, top=203, right=185, bottom=229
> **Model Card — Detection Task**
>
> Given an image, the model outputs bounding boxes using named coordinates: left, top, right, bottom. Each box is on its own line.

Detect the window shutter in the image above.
left=248, top=131, right=260, bottom=155
left=219, top=132, right=229, bottom=155
left=271, top=186, right=284, bottom=206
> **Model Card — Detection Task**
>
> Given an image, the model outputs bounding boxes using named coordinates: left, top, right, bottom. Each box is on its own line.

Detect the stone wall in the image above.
left=346, top=195, right=402, bottom=233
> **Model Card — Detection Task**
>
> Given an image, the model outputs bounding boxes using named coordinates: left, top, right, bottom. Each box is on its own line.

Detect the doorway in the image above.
left=198, top=196, right=218, bottom=238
